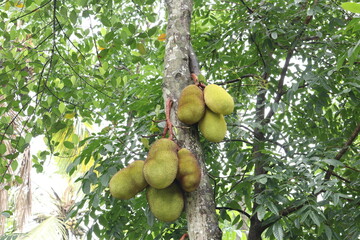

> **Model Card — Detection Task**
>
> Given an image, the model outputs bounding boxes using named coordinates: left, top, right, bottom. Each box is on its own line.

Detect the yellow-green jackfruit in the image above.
left=146, top=182, right=184, bottom=222
left=177, top=148, right=201, bottom=192
left=143, top=138, right=179, bottom=189
left=109, top=160, right=148, bottom=200
left=204, top=84, right=234, bottom=115
left=199, top=108, right=227, bottom=142
left=177, top=84, right=205, bottom=125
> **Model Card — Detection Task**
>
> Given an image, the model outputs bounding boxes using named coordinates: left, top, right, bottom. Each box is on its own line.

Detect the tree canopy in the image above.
left=1, top=0, right=360, bottom=239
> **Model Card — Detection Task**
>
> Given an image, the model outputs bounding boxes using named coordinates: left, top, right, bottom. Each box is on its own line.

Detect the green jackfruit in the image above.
left=109, top=160, right=148, bottom=200
left=199, top=108, right=227, bottom=142
left=146, top=182, right=184, bottom=222
left=177, top=84, right=205, bottom=125
left=204, top=84, right=234, bottom=115
left=177, top=148, right=201, bottom=192
left=143, top=138, right=179, bottom=189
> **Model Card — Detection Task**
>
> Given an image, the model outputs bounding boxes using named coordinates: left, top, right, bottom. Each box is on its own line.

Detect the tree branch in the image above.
left=264, top=37, right=300, bottom=123
left=263, top=122, right=360, bottom=230
left=320, top=167, right=351, bottom=183
left=216, top=206, right=251, bottom=219
left=324, top=122, right=360, bottom=180
left=216, top=74, right=260, bottom=85
left=264, top=0, right=318, bottom=123
left=223, top=139, right=253, bottom=145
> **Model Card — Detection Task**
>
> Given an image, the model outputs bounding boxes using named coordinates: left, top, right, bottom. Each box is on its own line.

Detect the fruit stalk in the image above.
left=162, top=99, right=175, bottom=140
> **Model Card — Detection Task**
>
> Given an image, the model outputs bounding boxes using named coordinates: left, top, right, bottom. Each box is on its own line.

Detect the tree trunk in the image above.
left=248, top=82, right=268, bottom=239
left=163, top=0, right=222, bottom=239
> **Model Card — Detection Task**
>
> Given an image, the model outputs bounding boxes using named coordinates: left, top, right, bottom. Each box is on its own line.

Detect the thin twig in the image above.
left=320, top=167, right=351, bottom=183
left=223, top=139, right=253, bottom=145
left=216, top=206, right=251, bottom=219
left=55, top=17, right=86, bottom=59
left=54, top=45, right=117, bottom=100
left=10, top=0, right=52, bottom=22
left=217, top=74, right=261, bottom=85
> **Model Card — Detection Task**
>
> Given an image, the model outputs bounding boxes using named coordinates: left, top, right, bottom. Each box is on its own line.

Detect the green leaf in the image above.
left=6, top=152, right=19, bottom=160
left=148, top=26, right=157, bottom=37
left=309, top=211, right=321, bottom=227
left=82, top=181, right=90, bottom=194
left=103, top=144, right=114, bottom=153
left=323, top=159, right=344, bottom=167
left=0, top=143, right=6, bottom=155
left=63, top=141, right=75, bottom=149
left=70, top=10, right=77, bottom=24
left=324, top=225, right=332, bottom=240
left=15, top=175, right=23, bottom=184
left=11, top=160, right=18, bottom=171
left=1, top=210, right=13, bottom=218
left=300, top=210, right=310, bottom=223
left=99, top=173, right=109, bottom=186
left=59, top=102, right=66, bottom=114
left=272, top=221, right=284, bottom=240
left=25, top=133, right=32, bottom=144
left=128, top=24, right=136, bottom=34
left=256, top=205, right=266, bottom=220
left=267, top=201, right=279, bottom=215
left=92, top=194, right=100, bottom=208
left=341, top=2, right=360, bottom=13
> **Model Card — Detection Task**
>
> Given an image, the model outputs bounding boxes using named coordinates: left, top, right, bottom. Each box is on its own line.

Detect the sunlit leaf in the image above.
left=341, top=2, right=360, bottom=13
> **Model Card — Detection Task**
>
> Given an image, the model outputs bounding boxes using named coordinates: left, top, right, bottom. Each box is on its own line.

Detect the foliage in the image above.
left=1, top=0, right=359, bottom=239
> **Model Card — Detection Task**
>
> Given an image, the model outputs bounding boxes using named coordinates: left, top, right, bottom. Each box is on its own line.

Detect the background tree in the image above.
left=1, top=0, right=359, bottom=239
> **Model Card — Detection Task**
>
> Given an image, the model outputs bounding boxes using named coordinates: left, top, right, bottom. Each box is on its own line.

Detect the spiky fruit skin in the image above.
left=199, top=108, right=227, bottom=142
left=204, top=84, right=234, bottom=115
left=109, top=160, right=148, bottom=200
left=177, top=85, right=205, bottom=125
left=177, top=148, right=201, bottom=192
left=146, top=182, right=184, bottom=222
left=143, top=138, right=179, bottom=189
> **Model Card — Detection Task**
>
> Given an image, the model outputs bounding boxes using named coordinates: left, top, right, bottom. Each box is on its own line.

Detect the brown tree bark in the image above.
left=163, top=0, right=222, bottom=239
left=248, top=85, right=268, bottom=240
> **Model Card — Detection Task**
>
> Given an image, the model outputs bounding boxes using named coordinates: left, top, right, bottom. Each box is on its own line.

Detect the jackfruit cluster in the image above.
left=108, top=138, right=202, bottom=222
left=177, top=83, right=234, bottom=142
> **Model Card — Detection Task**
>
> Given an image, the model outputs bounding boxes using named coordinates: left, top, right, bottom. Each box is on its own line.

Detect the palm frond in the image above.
left=0, top=233, right=23, bottom=240
left=18, top=216, right=67, bottom=240
left=51, top=119, right=93, bottom=174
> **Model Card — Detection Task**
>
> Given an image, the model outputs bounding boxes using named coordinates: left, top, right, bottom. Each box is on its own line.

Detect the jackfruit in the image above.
left=177, top=148, right=201, bottom=192
left=199, top=108, right=227, bottom=142
left=177, top=84, right=205, bottom=125
left=109, top=160, right=148, bottom=200
left=204, top=84, right=234, bottom=115
left=146, top=182, right=184, bottom=222
left=143, top=138, right=179, bottom=189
